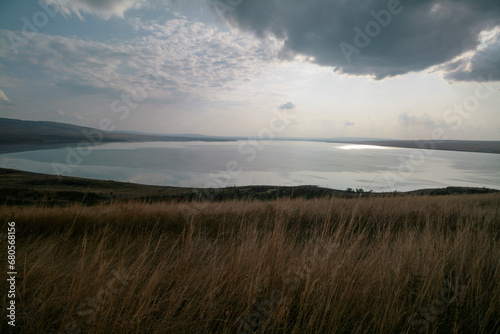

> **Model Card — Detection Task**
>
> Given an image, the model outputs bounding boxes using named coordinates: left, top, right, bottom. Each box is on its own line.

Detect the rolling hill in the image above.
left=0, top=117, right=233, bottom=145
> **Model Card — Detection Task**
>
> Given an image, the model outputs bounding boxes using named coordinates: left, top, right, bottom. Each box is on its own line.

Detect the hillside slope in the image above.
left=0, top=118, right=232, bottom=144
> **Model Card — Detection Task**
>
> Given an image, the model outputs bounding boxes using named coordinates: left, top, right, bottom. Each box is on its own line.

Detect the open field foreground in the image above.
left=1, top=194, right=499, bottom=333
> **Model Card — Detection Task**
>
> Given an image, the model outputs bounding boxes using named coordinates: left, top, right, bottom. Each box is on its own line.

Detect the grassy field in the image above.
left=1, top=192, right=499, bottom=333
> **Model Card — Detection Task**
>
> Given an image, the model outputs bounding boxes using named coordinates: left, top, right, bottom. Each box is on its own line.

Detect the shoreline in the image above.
left=0, top=167, right=498, bottom=206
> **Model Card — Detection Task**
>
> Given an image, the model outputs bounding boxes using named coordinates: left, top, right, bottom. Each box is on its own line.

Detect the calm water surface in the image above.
left=1, top=141, right=499, bottom=192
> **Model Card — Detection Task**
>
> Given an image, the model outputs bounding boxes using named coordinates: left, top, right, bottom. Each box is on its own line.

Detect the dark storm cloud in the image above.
left=216, top=0, right=500, bottom=80
left=442, top=35, right=500, bottom=82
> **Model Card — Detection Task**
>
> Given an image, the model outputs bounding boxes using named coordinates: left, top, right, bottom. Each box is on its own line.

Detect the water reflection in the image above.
left=0, top=141, right=499, bottom=192
left=338, top=145, right=389, bottom=150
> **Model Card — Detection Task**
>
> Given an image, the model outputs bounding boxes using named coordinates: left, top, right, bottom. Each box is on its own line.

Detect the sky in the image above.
left=0, top=0, right=499, bottom=140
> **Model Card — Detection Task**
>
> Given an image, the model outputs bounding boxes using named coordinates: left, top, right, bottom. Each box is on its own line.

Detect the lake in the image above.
left=1, top=141, right=499, bottom=192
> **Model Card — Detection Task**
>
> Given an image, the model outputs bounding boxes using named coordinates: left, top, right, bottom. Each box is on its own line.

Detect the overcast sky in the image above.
left=0, top=0, right=499, bottom=139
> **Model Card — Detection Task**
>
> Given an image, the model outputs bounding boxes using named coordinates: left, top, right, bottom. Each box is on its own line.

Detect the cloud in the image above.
left=0, top=89, right=12, bottom=106
left=45, top=0, right=147, bottom=19
left=0, top=18, right=275, bottom=100
left=0, top=75, right=23, bottom=88
left=440, top=29, right=500, bottom=82
left=218, top=0, right=500, bottom=81
left=279, top=102, right=296, bottom=110
left=344, top=121, right=355, bottom=127
left=399, top=113, right=434, bottom=127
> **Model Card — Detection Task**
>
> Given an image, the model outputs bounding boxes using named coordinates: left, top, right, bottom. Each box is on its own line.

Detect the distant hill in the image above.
left=0, top=118, right=234, bottom=145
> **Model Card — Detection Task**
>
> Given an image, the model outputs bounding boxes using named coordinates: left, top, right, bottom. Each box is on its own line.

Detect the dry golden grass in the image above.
left=1, top=194, right=499, bottom=333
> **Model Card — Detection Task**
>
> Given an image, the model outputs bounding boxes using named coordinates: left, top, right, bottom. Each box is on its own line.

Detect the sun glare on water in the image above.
left=339, top=145, right=389, bottom=150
